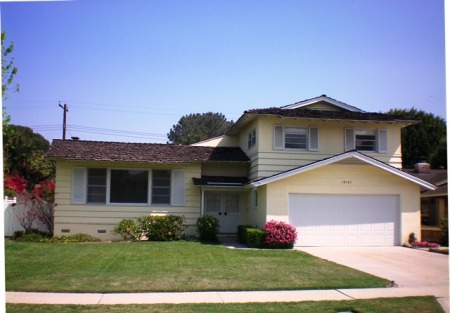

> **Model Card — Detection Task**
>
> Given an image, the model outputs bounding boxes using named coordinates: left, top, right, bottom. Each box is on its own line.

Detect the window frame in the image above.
left=273, top=125, right=319, bottom=151
left=247, top=129, right=256, bottom=150
left=72, top=168, right=185, bottom=206
left=345, top=128, right=387, bottom=153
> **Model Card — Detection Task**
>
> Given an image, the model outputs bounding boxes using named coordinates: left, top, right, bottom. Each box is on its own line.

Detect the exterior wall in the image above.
left=201, top=163, right=248, bottom=177
left=190, top=135, right=239, bottom=147
left=245, top=116, right=403, bottom=180
left=245, top=185, right=267, bottom=229
left=54, top=160, right=203, bottom=240
left=255, top=163, right=421, bottom=245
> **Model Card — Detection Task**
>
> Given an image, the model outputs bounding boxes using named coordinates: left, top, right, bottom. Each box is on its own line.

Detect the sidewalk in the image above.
left=6, top=286, right=449, bottom=307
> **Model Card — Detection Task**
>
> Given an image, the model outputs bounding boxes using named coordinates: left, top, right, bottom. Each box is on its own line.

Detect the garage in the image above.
left=289, top=194, right=400, bottom=247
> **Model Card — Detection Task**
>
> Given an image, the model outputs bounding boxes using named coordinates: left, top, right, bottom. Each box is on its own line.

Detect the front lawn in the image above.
left=6, top=241, right=389, bottom=293
left=6, top=297, right=445, bottom=313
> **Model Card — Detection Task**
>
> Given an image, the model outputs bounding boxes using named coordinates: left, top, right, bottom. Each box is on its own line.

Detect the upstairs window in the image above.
left=247, top=129, right=256, bottom=149
left=274, top=125, right=319, bottom=151
left=345, top=128, right=387, bottom=153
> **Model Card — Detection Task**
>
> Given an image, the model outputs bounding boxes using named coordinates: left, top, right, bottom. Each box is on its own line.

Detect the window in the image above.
left=355, top=130, right=376, bottom=151
left=110, top=170, right=148, bottom=203
left=274, top=125, right=319, bottom=151
left=152, top=170, right=171, bottom=204
left=248, top=129, right=256, bottom=149
left=71, top=168, right=185, bottom=206
left=345, top=129, right=387, bottom=153
left=87, top=168, right=107, bottom=203
left=285, top=127, right=307, bottom=149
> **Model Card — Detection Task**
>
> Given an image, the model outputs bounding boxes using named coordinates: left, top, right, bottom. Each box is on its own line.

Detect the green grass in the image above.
left=6, top=241, right=389, bottom=293
left=6, top=297, right=445, bottom=313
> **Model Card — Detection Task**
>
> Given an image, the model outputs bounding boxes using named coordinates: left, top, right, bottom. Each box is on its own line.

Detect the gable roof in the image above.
left=226, top=95, right=418, bottom=135
left=280, top=94, right=364, bottom=112
left=249, top=150, right=436, bottom=191
left=47, top=139, right=250, bottom=164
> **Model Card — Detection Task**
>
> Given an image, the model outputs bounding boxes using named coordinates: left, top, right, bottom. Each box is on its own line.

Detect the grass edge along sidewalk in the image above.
left=6, top=296, right=446, bottom=313
left=5, top=241, right=390, bottom=293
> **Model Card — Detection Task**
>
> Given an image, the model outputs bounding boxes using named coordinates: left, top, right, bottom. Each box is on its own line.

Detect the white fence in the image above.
left=4, top=196, right=50, bottom=236
left=4, top=196, right=20, bottom=236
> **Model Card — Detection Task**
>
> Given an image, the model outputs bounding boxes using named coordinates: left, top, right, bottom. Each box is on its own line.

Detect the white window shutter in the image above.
left=378, top=129, right=388, bottom=153
left=274, top=125, right=284, bottom=149
left=171, top=170, right=185, bottom=206
left=71, top=168, right=86, bottom=204
left=309, top=127, right=319, bottom=151
left=345, top=128, right=355, bottom=151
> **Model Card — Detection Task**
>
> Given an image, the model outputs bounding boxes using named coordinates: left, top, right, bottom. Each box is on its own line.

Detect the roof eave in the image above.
left=250, top=151, right=437, bottom=191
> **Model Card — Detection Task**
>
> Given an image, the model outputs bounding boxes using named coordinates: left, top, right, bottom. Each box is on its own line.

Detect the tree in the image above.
left=3, top=125, right=55, bottom=185
left=387, top=108, right=446, bottom=169
left=2, top=31, right=19, bottom=100
left=167, top=112, right=234, bottom=145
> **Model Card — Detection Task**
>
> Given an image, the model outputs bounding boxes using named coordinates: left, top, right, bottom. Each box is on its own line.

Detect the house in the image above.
left=47, top=95, right=436, bottom=246
left=405, top=163, right=447, bottom=243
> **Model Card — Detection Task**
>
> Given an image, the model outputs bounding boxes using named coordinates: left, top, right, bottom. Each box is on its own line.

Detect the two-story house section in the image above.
left=192, top=95, right=435, bottom=246
left=48, top=95, right=436, bottom=246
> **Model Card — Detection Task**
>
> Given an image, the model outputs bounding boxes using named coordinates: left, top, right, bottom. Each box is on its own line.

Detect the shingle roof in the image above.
left=243, top=107, right=419, bottom=122
left=47, top=140, right=250, bottom=163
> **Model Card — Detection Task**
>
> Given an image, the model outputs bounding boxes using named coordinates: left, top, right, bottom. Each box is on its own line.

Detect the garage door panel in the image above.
left=289, top=194, right=399, bottom=247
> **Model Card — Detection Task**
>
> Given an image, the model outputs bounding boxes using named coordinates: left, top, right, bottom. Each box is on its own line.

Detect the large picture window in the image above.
left=152, top=170, right=171, bottom=204
left=110, top=170, right=148, bottom=203
left=72, top=168, right=185, bottom=206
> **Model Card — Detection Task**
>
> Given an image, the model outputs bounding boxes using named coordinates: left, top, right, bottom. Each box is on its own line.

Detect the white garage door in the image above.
left=289, top=194, right=399, bottom=247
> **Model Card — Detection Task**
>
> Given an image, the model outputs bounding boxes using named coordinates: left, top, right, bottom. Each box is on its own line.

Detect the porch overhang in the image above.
left=192, top=176, right=249, bottom=189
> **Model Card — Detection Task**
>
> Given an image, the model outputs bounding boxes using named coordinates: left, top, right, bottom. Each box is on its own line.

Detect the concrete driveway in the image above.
left=297, top=246, right=449, bottom=311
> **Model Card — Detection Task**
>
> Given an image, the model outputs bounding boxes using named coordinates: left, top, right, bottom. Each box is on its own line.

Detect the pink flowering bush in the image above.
left=412, top=241, right=440, bottom=248
left=264, top=220, right=297, bottom=249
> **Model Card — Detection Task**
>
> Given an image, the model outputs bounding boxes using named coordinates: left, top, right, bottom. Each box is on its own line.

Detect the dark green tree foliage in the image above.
left=387, top=108, right=446, bottom=169
left=3, top=125, right=55, bottom=185
left=167, top=112, right=234, bottom=145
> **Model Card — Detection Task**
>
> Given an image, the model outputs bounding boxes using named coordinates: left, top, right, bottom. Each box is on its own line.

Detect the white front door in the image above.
left=205, top=191, right=241, bottom=233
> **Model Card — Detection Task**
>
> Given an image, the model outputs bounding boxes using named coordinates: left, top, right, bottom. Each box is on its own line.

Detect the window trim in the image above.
left=345, top=128, right=387, bottom=154
left=72, top=168, right=185, bottom=206
left=273, top=125, right=319, bottom=151
left=247, top=129, right=256, bottom=149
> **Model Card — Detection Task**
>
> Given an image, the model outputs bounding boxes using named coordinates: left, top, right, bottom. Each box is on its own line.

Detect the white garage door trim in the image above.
left=289, top=194, right=400, bottom=247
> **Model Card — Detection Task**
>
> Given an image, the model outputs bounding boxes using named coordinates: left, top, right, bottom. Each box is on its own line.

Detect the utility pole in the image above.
left=59, top=102, right=68, bottom=140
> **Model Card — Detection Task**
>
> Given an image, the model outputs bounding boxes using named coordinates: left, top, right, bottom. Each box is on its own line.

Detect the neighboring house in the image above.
left=47, top=95, right=436, bottom=246
left=406, top=164, right=448, bottom=243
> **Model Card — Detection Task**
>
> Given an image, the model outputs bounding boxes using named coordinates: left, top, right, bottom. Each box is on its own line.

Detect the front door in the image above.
left=205, top=191, right=241, bottom=233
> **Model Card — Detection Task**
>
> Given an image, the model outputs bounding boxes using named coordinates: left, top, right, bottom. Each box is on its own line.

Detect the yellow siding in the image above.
left=257, top=164, right=420, bottom=244
left=246, top=116, right=403, bottom=180
left=54, top=160, right=202, bottom=240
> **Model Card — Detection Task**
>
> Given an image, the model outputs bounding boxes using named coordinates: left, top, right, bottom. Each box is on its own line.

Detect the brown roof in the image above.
left=404, top=168, right=447, bottom=196
left=47, top=140, right=250, bottom=164
left=243, top=108, right=419, bottom=122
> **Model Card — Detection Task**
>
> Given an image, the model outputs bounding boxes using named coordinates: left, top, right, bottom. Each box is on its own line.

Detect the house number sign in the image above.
left=341, top=180, right=352, bottom=184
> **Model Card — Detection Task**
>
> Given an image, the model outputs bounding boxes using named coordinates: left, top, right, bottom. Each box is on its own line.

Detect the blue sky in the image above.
left=1, top=0, right=446, bottom=143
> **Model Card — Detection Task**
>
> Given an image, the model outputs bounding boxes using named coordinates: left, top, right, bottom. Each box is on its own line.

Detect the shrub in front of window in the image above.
left=196, top=215, right=219, bottom=242
left=113, top=219, right=143, bottom=242
left=138, top=215, right=186, bottom=241
left=264, top=220, right=297, bottom=249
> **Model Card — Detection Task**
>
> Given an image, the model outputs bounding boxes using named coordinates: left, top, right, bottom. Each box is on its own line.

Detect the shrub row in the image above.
left=196, top=215, right=219, bottom=242
left=13, top=231, right=101, bottom=243
left=238, top=220, right=297, bottom=249
left=113, top=215, right=186, bottom=241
